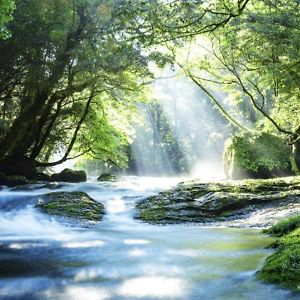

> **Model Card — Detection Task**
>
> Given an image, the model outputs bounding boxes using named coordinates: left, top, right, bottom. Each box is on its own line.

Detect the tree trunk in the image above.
left=0, top=94, right=48, bottom=160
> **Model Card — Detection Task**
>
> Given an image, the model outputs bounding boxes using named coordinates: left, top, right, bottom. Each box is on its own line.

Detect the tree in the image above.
left=0, top=0, right=152, bottom=177
left=0, top=0, right=251, bottom=178
left=170, top=0, right=300, bottom=172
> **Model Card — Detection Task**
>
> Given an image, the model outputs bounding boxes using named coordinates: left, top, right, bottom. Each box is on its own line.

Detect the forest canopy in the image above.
left=0, top=0, right=299, bottom=179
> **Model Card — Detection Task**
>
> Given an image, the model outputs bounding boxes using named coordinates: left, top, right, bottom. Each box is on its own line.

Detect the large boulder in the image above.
left=51, top=168, right=87, bottom=183
left=36, top=191, right=104, bottom=221
left=0, top=172, right=32, bottom=187
left=223, top=132, right=293, bottom=179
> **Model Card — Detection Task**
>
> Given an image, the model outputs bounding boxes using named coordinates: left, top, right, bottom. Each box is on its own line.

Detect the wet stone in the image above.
left=36, top=191, right=104, bottom=222
left=135, top=176, right=300, bottom=226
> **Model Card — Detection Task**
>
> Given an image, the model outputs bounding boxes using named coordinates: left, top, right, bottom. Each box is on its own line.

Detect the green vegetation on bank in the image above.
left=258, top=215, right=300, bottom=291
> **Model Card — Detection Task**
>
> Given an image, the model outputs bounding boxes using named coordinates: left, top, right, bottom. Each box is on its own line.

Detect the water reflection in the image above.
left=63, top=240, right=105, bottom=248
left=128, top=248, right=147, bottom=257
left=124, top=239, right=150, bottom=245
left=118, top=276, right=187, bottom=298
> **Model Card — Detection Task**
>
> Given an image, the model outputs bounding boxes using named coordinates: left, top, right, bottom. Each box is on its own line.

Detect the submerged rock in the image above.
left=135, top=176, right=300, bottom=226
left=223, top=132, right=293, bottom=179
left=36, top=191, right=104, bottom=222
left=257, top=214, right=300, bottom=291
left=50, top=168, right=87, bottom=183
left=97, top=173, right=117, bottom=182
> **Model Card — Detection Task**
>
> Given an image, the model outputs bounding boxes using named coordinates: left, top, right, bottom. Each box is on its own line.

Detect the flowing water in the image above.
left=0, top=177, right=297, bottom=300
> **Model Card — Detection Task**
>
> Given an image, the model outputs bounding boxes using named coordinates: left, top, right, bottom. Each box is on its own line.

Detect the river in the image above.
left=0, top=176, right=297, bottom=299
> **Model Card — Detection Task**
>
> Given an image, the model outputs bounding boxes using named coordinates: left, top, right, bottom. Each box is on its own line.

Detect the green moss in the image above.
left=264, top=214, right=300, bottom=236
left=224, top=132, right=293, bottom=179
left=139, top=208, right=167, bottom=222
left=37, top=191, right=104, bottom=222
left=258, top=215, right=300, bottom=291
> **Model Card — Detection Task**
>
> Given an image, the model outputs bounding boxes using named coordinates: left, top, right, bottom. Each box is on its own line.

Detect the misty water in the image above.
left=0, top=177, right=298, bottom=300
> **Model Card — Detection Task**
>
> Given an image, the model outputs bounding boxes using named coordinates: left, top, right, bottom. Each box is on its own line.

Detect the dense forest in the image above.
left=0, top=0, right=299, bottom=180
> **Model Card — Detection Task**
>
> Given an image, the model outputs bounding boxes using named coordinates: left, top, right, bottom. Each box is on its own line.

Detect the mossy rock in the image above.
left=223, top=132, right=293, bottom=179
left=50, top=168, right=87, bottom=183
left=0, top=172, right=34, bottom=187
left=135, top=176, right=300, bottom=224
left=258, top=215, right=300, bottom=291
left=97, top=173, right=117, bottom=182
left=36, top=191, right=104, bottom=222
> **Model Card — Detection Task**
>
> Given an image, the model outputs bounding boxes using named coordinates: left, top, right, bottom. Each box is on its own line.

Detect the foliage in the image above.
left=0, top=0, right=14, bottom=39
left=0, top=0, right=250, bottom=174
left=1, top=0, right=299, bottom=176
left=128, top=102, right=188, bottom=174
left=171, top=0, right=300, bottom=173
left=0, top=0, right=154, bottom=168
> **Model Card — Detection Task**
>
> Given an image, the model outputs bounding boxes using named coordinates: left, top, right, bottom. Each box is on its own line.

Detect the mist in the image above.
left=129, top=69, right=237, bottom=180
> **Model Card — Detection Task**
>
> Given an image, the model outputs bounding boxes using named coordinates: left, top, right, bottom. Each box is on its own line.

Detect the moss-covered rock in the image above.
left=0, top=172, right=34, bottom=186
left=36, top=191, right=104, bottom=221
left=50, top=168, right=87, bottom=183
left=258, top=215, right=300, bottom=291
left=223, top=132, right=293, bottom=179
left=135, top=176, right=300, bottom=225
left=97, top=173, right=117, bottom=182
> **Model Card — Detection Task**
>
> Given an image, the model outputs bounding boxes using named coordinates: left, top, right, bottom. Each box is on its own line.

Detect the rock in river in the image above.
left=36, top=191, right=104, bottom=222
left=97, top=173, right=117, bottom=182
left=135, top=176, right=300, bottom=226
left=0, top=173, right=33, bottom=187
left=50, top=168, right=87, bottom=183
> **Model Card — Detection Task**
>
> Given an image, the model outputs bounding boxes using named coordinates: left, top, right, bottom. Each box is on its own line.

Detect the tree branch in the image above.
left=36, top=89, right=96, bottom=167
